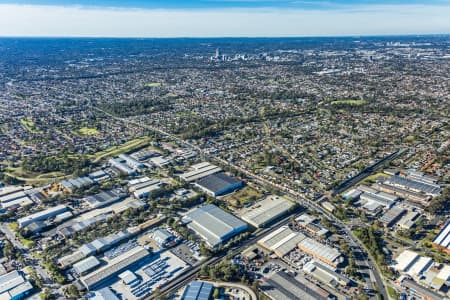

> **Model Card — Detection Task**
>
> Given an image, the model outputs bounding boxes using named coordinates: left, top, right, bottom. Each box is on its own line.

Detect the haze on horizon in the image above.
left=0, top=0, right=449, bottom=37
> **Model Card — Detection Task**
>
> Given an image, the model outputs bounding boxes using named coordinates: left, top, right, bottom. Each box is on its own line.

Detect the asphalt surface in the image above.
left=96, top=106, right=390, bottom=300
left=148, top=216, right=292, bottom=299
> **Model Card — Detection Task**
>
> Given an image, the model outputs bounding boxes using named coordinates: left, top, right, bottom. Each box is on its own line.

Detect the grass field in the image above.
left=9, top=222, right=19, bottom=231
left=331, top=99, right=367, bottom=105
left=224, top=186, right=263, bottom=207
left=387, top=286, right=399, bottom=300
left=144, top=82, right=161, bottom=88
left=4, top=137, right=152, bottom=184
left=5, top=137, right=150, bottom=185
left=77, top=127, right=99, bottom=136
left=361, top=172, right=388, bottom=184
left=90, top=137, right=152, bottom=163
left=20, top=237, right=35, bottom=248
left=5, top=167, right=68, bottom=184
left=20, top=118, right=40, bottom=133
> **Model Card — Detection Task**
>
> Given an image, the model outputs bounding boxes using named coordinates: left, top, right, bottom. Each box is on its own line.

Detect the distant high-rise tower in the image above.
left=215, top=48, right=221, bottom=58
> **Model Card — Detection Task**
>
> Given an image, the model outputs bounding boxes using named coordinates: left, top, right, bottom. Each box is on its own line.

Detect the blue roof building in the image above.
left=194, top=172, right=243, bottom=196
left=182, top=281, right=214, bottom=300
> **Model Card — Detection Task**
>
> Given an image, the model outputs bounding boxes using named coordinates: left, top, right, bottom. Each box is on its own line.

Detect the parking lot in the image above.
left=171, top=241, right=203, bottom=265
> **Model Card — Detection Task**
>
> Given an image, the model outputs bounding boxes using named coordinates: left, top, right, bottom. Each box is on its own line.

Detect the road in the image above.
left=213, top=156, right=388, bottom=300
left=0, top=224, right=56, bottom=288
left=212, top=281, right=258, bottom=300
left=148, top=216, right=292, bottom=299
left=94, top=106, right=389, bottom=299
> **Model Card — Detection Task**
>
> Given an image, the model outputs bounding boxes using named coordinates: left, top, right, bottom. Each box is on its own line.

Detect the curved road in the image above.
left=93, top=106, right=389, bottom=300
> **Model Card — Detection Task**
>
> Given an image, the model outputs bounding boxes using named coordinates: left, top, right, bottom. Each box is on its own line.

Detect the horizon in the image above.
left=1, top=34, right=449, bottom=39
left=0, top=1, right=449, bottom=37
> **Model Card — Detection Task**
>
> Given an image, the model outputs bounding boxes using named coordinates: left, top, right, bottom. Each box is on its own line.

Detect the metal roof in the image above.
left=0, top=271, right=32, bottom=299
left=394, top=250, right=420, bottom=272
left=433, top=219, right=450, bottom=249
left=379, top=205, right=406, bottom=226
left=401, top=278, right=443, bottom=300
left=73, top=256, right=101, bottom=275
left=265, top=271, right=329, bottom=300
left=118, top=270, right=138, bottom=285
left=81, top=246, right=149, bottom=290
left=17, top=204, right=67, bottom=227
left=194, top=172, right=242, bottom=194
left=298, top=238, right=341, bottom=264
left=386, top=175, right=441, bottom=195
left=182, top=281, right=214, bottom=300
left=88, top=287, right=120, bottom=300
left=7, top=281, right=32, bottom=299
left=85, top=189, right=125, bottom=208
left=0, top=271, right=25, bottom=294
left=241, top=196, right=294, bottom=227
left=360, top=192, right=394, bottom=208
left=180, top=162, right=222, bottom=182
left=186, top=204, right=247, bottom=247
left=258, top=226, right=306, bottom=257
left=153, top=228, right=173, bottom=243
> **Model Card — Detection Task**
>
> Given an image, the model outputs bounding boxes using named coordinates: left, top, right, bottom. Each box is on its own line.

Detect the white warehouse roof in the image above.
left=394, top=250, right=420, bottom=272
left=185, top=204, right=247, bottom=247
left=258, top=226, right=306, bottom=257
left=241, top=195, right=294, bottom=228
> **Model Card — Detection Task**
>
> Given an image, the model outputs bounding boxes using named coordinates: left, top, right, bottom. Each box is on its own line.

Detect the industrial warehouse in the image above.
left=60, top=176, right=94, bottom=193
left=73, top=256, right=101, bottom=276
left=258, top=225, right=306, bottom=257
left=432, top=220, right=450, bottom=254
left=179, top=162, right=222, bottom=183
left=295, top=214, right=330, bottom=238
left=17, top=204, right=68, bottom=228
left=128, top=177, right=163, bottom=199
left=258, top=225, right=342, bottom=267
left=304, top=260, right=351, bottom=288
left=181, top=281, right=214, bottom=300
left=193, top=172, right=243, bottom=197
left=384, top=174, right=441, bottom=197
left=0, top=186, right=34, bottom=211
left=394, top=250, right=450, bottom=296
left=0, top=270, right=33, bottom=300
left=298, top=238, right=343, bottom=268
left=80, top=246, right=151, bottom=290
left=58, top=229, right=136, bottom=268
left=183, top=204, right=248, bottom=247
left=108, top=153, right=145, bottom=176
left=262, top=271, right=330, bottom=300
left=84, top=189, right=127, bottom=209
left=240, top=195, right=295, bottom=228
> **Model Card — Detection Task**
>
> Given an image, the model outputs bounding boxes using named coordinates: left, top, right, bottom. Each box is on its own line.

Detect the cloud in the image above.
left=0, top=3, right=448, bottom=37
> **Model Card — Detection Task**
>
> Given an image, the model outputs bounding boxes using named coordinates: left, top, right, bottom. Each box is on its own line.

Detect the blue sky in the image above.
left=1, top=0, right=449, bottom=9
left=0, top=1, right=449, bottom=37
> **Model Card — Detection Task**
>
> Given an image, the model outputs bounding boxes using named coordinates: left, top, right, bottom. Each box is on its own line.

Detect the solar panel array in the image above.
left=386, top=175, right=441, bottom=195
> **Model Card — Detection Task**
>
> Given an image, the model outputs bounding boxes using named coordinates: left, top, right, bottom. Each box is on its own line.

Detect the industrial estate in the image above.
left=0, top=36, right=448, bottom=300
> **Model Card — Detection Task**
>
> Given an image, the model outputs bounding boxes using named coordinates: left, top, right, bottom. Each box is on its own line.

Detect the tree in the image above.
left=200, top=264, right=209, bottom=277
left=40, top=289, right=55, bottom=300
left=213, top=288, right=220, bottom=299
left=63, top=285, right=80, bottom=299
left=2, top=240, right=16, bottom=259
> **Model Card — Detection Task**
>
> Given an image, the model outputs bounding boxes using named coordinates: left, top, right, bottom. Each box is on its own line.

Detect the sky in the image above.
left=0, top=0, right=449, bottom=37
